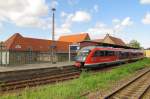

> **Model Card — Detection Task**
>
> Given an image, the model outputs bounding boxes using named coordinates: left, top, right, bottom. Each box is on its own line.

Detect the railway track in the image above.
left=0, top=63, right=130, bottom=94
left=104, top=68, right=150, bottom=99
left=0, top=66, right=80, bottom=93
left=139, top=84, right=150, bottom=99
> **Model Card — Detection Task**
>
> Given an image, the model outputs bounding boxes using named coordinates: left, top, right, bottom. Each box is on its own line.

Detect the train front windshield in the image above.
left=76, top=49, right=91, bottom=62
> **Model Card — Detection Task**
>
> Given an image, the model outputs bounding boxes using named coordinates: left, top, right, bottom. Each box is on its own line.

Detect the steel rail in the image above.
left=104, top=68, right=150, bottom=99
left=0, top=66, right=80, bottom=93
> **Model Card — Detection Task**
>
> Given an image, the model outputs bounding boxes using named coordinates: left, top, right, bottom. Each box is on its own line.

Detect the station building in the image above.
left=1, top=33, right=72, bottom=65
left=0, top=33, right=90, bottom=65
left=0, top=33, right=128, bottom=65
left=80, top=34, right=126, bottom=48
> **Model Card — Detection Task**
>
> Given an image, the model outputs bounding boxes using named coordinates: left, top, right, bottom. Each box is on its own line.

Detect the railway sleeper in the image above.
left=0, top=72, right=80, bottom=92
left=1, top=71, right=80, bottom=86
left=0, top=68, right=79, bottom=82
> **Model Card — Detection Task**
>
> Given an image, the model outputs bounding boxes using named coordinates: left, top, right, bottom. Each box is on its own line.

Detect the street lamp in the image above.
left=51, top=5, right=56, bottom=64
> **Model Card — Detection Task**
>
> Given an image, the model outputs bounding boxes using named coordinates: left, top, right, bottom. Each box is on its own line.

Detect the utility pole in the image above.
left=51, top=3, right=56, bottom=64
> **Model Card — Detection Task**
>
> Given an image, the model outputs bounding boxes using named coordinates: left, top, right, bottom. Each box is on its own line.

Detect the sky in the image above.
left=0, top=0, right=150, bottom=48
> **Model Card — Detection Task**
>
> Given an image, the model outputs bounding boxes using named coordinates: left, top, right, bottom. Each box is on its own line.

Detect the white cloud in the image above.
left=112, top=19, right=120, bottom=24
left=121, top=17, right=133, bottom=26
left=56, top=17, right=72, bottom=35
left=68, top=0, right=80, bottom=6
left=56, top=12, right=73, bottom=33
left=113, top=17, right=133, bottom=27
left=61, top=11, right=91, bottom=23
left=87, top=17, right=133, bottom=39
left=61, top=11, right=67, bottom=17
left=56, top=11, right=91, bottom=39
left=55, top=27, right=72, bottom=39
left=56, top=12, right=73, bottom=39
left=72, top=11, right=91, bottom=22
left=55, top=23, right=72, bottom=39
left=93, top=5, right=99, bottom=12
left=0, top=22, right=3, bottom=33
left=88, top=23, right=112, bottom=33
left=142, top=13, right=150, bottom=24
left=113, top=17, right=133, bottom=32
left=140, top=0, right=150, bottom=4
left=87, top=22, right=114, bottom=39
left=0, top=0, right=50, bottom=29
left=50, top=0, right=58, bottom=8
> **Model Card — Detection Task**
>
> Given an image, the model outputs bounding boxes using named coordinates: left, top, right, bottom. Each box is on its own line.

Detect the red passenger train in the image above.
left=75, top=46, right=144, bottom=68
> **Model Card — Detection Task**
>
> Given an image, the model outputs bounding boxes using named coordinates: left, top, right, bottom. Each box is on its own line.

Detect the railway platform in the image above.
left=0, top=61, right=79, bottom=92
left=0, top=61, right=74, bottom=72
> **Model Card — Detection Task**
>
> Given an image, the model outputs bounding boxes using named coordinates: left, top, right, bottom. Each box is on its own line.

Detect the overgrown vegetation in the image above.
left=1, top=58, right=150, bottom=99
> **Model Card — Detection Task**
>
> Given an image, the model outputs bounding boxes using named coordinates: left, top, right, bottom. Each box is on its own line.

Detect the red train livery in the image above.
left=75, top=46, right=144, bottom=68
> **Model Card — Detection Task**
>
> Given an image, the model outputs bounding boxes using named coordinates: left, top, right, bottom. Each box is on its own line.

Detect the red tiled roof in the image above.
left=56, top=41, right=71, bottom=53
left=5, top=33, right=71, bottom=52
left=5, top=33, right=23, bottom=50
left=58, top=33, right=90, bottom=43
left=92, top=35, right=126, bottom=46
left=102, top=34, right=126, bottom=46
left=108, top=36, right=126, bottom=46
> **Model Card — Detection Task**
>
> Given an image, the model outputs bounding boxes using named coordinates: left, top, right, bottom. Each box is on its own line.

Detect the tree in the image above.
left=128, top=40, right=141, bottom=48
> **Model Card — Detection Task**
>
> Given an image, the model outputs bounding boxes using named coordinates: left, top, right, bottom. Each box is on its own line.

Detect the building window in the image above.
left=15, top=45, right=21, bottom=48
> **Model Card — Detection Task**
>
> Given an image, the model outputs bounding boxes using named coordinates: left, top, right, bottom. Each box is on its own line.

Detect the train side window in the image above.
left=99, top=51, right=105, bottom=56
left=93, top=51, right=105, bottom=57
left=110, top=51, right=114, bottom=56
left=105, top=51, right=108, bottom=56
left=115, top=51, right=119, bottom=56
left=105, top=51, right=114, bottom=56
left=93, top=51, right=99, bottom=57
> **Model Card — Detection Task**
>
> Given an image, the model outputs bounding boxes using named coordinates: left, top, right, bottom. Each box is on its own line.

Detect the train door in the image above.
left=115, top=51, right=120, bottom=61
left=92, top=50, right=115, bottom=63
left=91, top=50, right=105, bottom=63
left=92, top=50, right=101, bottom=63
left=103, top=50, right=116, bottom=62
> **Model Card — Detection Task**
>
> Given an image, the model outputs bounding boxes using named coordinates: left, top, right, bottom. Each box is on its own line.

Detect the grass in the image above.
left=1, top=58, right=150, bottom=99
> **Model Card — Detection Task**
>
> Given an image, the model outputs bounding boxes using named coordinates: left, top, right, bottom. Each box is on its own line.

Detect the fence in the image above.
left=0, top=42, right=77, bottom=66
left=6, top=51, right=71, bottom=66
left=0, top=48, right=75, bottom=66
